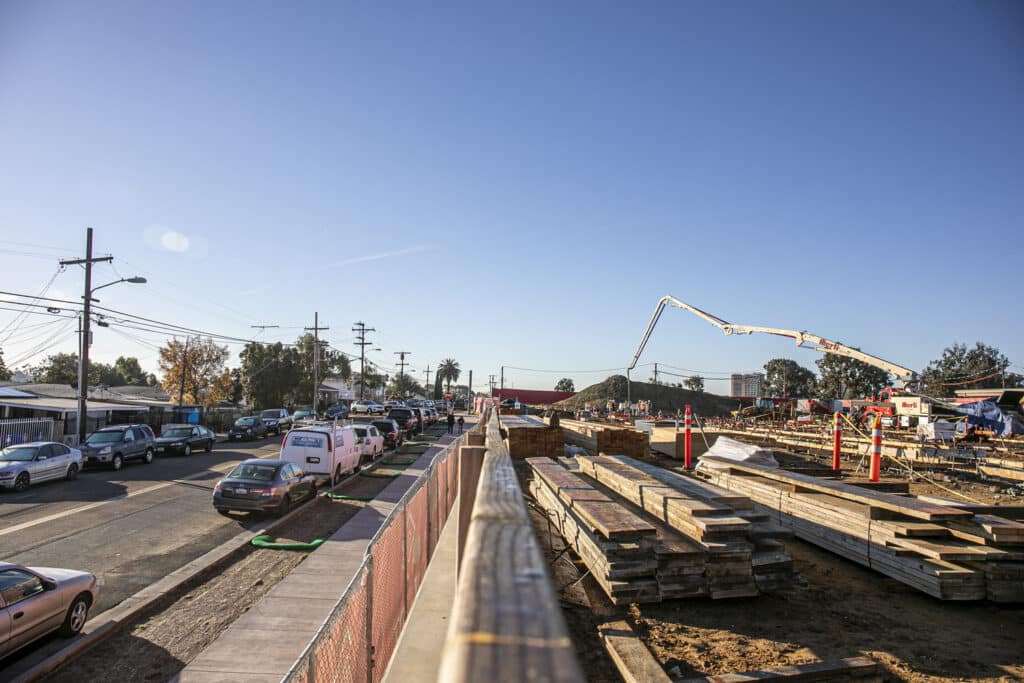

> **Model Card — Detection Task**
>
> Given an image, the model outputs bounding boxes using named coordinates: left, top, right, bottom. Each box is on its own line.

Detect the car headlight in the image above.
left=99, top=446, right=112, bottom=454
left=174, top=442, right=185, bottom=447
left=246, top=428, right=253, bottom=433
left=0, top=471, right=14, bottom=478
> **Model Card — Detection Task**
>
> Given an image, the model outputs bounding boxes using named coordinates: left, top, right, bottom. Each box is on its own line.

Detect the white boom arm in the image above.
left=628, top=295, right=917, bottom=386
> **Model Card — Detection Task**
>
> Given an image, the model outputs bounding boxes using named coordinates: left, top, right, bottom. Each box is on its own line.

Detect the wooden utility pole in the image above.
left=394, top=351, right=411, bottom=396
left=305, top=313, right=329, bottom=413
left=352, top=321, right=376, bottom=400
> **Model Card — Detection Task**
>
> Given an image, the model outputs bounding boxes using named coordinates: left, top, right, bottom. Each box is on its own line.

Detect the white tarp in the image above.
left=696, top=435, right=779, bottom=470
left=918, top=421, right=956, bottom=441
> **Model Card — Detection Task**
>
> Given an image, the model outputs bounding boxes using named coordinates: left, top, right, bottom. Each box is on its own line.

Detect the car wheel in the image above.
left=334, top=464, right=343, bottom=487
left=184, top=444, right=192, bottom=457
left=59, top=594, right=91, bottom=637
left=111, top=454, right=124, bottom=471
left=66, top=463, right=79, bottom=481
left=14, top=472, right=30, bottom=492
left=277, top=494, right=291, bottom=516
left=144, top=448, right=154, bottom=464
left=309, top=483, right=318, bottom=500
left=206, top=439, right=213, bottom=453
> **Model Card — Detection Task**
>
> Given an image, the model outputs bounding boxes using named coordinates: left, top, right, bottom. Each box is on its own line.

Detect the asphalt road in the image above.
left=0, top=435, right=286, bottom=677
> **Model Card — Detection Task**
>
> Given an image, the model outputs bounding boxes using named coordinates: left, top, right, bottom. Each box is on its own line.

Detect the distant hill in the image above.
left=555, top=375, right=738, bottom=417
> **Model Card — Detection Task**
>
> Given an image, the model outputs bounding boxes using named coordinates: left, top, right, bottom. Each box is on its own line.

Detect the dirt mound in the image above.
left=556, top=375, right=737, bottom=416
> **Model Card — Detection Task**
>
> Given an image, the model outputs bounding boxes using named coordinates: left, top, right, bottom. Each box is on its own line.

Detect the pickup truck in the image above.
left=260, top=409, right=292, bottom=435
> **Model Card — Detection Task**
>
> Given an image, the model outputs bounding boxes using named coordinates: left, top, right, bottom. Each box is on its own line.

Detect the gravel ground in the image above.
left=44, top=469, right=402, bottom=683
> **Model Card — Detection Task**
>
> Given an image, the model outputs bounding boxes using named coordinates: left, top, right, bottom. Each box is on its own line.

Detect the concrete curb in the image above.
left=9, top=495, right=319, bottom=683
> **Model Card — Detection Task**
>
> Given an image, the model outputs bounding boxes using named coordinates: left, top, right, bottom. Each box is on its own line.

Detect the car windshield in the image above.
left=260, top=410, right=279, bottom=418
left=163, top=428, right=192, bottom=438
left=86, top=431, right=123, bottom=444
left=372, top=422, right=391, bottom=431
left=353, top=427, right=366, bottom=436
left=0, top=446, right=38, bottom=461
left=228, top=463, right=280, bottom=481
left=235, top=418, right=257, bottom=426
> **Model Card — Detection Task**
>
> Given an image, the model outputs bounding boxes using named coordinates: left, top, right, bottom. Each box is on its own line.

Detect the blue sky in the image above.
left=1, top=1, right=1022, bottom=393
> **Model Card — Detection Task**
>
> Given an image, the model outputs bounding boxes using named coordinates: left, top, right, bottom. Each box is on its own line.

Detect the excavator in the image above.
left=626, top=296, right=920, bottom=407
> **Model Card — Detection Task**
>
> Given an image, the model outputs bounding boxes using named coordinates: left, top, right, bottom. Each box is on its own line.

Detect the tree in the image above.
left=433, top=369, right=444, bottom=400
left=293, top=333, right=350, bottom=408
left=0, top=346, right=10, bottom=381
left=159, top=337, right=231, bottom=407
left=439, top=358, right=461, bottom=393
left=113, top=356, right=149, bottom=385
left=554, top=378, right=575, bottom=392
left=33, top=352, right=79, bottom=385
left=388, top=373, right=424, bottom=398
left=919, top=342, right=1021, bottom=396
left=684, top=375, right=705, bottom=392
left=761, top=359, right=816, bottom=398
left=238, top=341, right=299, bottom=410
left=815, top=354, right=891, bottom=400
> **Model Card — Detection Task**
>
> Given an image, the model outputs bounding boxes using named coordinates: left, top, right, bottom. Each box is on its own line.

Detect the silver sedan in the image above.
left=0, top=442, right=83, bottom=492
left=0, top=562, right=100, bottom=658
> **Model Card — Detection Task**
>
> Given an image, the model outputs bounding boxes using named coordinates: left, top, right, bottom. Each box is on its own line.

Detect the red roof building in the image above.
left=491, top=388, right=576, bottom=405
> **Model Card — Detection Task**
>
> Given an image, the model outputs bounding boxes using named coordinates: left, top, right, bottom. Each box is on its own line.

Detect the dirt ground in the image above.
left=520, top=458, right=1024, bottom=683
left=45, top=472, right=399, bottom=683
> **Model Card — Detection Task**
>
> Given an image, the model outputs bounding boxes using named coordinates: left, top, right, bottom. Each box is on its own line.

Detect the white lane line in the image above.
left=0, top=450, right=278, bottom=539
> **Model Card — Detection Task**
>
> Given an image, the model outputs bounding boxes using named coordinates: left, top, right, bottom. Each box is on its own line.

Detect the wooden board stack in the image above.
left=697, top=456, right=1024, bottom=601
left=526, top=455, right=800, bottom=604
left=502, top=414, right=565, bottom=459
left=555, top=419, right=650, bottom=459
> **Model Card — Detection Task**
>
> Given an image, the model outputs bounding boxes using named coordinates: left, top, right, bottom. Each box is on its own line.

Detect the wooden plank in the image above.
left=681, top=656, right=880, bottom=683
left=700, top=456, right=973, bottom=521
left=597, top=620, right=673, bottom=683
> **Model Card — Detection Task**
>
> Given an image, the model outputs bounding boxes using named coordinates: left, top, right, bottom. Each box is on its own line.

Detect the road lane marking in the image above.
left=0, top=451, right=278, bottom=539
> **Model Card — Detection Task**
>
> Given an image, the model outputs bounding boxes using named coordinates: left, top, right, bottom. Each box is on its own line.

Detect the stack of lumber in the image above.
left=527, top=455, right=799, bottom=604
left=698, top=456, right=1024, bottom=601
left=501, top=414, right=564, bottom=459
left=575, top=455, right=799, bottom=595
left=555, top=418, right=650, bottom=459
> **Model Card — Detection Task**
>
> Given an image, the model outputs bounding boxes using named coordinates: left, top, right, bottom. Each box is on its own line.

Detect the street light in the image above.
left=76, top=274, right=146, bottom=443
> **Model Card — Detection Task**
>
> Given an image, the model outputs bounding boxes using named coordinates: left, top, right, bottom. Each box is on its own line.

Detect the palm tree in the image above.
left=439, top=358, right=461, bottom=394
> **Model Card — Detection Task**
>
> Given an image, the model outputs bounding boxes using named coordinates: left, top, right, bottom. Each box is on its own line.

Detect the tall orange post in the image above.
left=832, top=411, right=842, bottom=471
left=869, top=415, right=883, bottom=482
left=684, top=404, right=692, bottom=469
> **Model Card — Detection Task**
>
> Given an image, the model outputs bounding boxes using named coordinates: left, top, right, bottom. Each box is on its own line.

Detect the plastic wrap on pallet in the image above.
left=695, top=436, right=778, bottom=470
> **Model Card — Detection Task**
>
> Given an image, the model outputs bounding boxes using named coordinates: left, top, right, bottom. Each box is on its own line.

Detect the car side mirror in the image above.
left=41, top=579, right=57, bottom=591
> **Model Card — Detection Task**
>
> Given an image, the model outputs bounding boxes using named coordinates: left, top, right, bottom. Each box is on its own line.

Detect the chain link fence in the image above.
left=284, top=434, right=467, bottom=683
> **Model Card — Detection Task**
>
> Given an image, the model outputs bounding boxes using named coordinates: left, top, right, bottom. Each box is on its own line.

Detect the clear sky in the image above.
left=1, top=1, right=1022, bottom=394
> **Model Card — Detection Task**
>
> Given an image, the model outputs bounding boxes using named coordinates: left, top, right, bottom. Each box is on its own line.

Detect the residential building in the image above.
left=730, top=373, right=764, bottom=398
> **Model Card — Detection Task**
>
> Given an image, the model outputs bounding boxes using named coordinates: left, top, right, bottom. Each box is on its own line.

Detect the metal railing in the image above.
left=282, top=430, right=466, bottom=683
left=0, top=418, right=57, bottom=448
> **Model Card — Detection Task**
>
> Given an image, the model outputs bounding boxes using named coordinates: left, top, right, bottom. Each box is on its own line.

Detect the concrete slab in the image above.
left=175, top=671, right=282, bottom=683
left=231, top=596, right=332, bottom=632
left=382, top=500, right=459, bottom=683
left=182, top=627, right=315, bottom=674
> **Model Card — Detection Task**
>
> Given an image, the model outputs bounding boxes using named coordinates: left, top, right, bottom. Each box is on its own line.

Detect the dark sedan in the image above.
left=371, top=419, right=404, bottom=449
left=155, top=424, right=216, bottom=456
left=228, top=417, right=268, bottom=441
left=213, top=459, right=317, bottom=515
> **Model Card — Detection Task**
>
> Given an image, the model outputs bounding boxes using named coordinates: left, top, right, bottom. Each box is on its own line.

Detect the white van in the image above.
left=280, top=424, right=361, bottom=486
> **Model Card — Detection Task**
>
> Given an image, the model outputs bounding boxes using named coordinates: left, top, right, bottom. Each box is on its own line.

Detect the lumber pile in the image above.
left=555, top=419, right=649, bottom=458
left=501, top=414, right=564, bottom=459
left=527, top=455, right=799, bottom=604
left=698, top=456, right=1024, bottom=601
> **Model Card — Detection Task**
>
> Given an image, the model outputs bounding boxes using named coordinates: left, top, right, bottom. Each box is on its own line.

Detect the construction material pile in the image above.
left=556, top=419, right=649, bottom=459
left=526, top=454, right=800, bottom=604
left=698, top=456, right=1024, bottom=601
left=502, top=414, right=565, bottom=458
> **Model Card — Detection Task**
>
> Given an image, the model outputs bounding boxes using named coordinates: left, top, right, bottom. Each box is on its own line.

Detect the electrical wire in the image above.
left=0, top=270, right=63, bottom=344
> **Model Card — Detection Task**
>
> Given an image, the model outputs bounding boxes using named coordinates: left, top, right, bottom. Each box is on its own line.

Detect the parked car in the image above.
left=414, top=408, right=427, bottom=431
left=350, top=400, right=385, bottom=415
left=291, top=410, right=318, bottom=424
left=383, top=400, right=405, bottom=410
left=0, top=562, right=100, bottom=658
left=228, top=416, right=268, bottom=441
left=0, top=443, right=82, bottom=492
left=213, top=459, right=317, bottom=516
left=79, top=425, right=155, bottom=471
left=260, top=408, right=292, bottom=435
left=454, top=399, right=466, bottom=410
left=425, top=407, right=439, bottom=425
left=324, top=403, right=350, bottom=420
left=351, top=424, right=384, bottom=461
left=279, top=425, right=360, bottom=486
left=156, top=424, right=215, bottom=456
left=386, top=408, right=419, bottom=437
left=370, top=419, right=404, bottom=449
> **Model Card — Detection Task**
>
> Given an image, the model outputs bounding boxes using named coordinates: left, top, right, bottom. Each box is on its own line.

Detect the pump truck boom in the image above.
left=627, top=295, right=918, bottom=389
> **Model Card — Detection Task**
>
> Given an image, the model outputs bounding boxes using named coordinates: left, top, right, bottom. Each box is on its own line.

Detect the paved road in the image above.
left=0, top=435, right=286, bottom=677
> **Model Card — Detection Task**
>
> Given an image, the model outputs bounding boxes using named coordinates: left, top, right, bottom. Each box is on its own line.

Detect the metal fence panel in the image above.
left=404, top=484, right=429, bottom=611
left=447, top=448, right=459, bottom=514
left=0, top=418, right=55, bottom=447
left=370, top=506, right=407, bottom=683
left=427, top=468, right=440, bottom=557
left=308, top=563, right=370, bottom=683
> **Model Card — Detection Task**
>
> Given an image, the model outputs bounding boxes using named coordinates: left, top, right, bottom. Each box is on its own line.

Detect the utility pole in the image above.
left=394, top=351, right=410, bottom=397
left=177, top=337, right=190, bottom=408
left=423, top=364, right=431, bottom=397
left=488, top=374, right=496, bottom=397
left=654, top=363, right=659, bottom=384
left=61, top=228, right=113, bottom=444
left=467, top=370, right=473, bottom=408
left=500, top=366, right=505, bottom=397
left=305, top=313, right=329, bottom=413
left=351, top=321, right=376, bottom=400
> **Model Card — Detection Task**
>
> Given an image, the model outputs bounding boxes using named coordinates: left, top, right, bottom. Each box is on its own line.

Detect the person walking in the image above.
left=457, top=415, right=465, bottom=434
left=447, top=412, right=456, bottom=434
